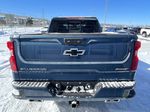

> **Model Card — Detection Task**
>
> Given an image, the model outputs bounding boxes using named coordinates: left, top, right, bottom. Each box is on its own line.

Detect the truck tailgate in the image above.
left=13, top=33, right=137, bottom=81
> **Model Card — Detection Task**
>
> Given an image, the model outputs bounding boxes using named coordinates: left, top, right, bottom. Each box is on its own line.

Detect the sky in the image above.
left=0, top=0, right=149, bottom=25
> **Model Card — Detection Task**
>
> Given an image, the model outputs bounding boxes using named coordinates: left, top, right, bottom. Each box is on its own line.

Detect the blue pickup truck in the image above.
left=7, top=17, right=141, bottom=107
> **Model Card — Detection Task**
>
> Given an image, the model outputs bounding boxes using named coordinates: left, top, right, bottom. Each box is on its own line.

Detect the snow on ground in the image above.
left=138, top=35, right=150, bottom=64
left=0, top=30, right=150, bottom=112
left=137, top=35, right=150, bottom=42
left=0, top=27, right=43, bottom=35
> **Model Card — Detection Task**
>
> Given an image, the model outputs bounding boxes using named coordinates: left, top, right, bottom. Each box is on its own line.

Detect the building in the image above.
left=0, top=13, right=49, bottom=26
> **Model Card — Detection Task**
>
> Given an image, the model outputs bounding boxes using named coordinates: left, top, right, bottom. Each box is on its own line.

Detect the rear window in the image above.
left=49, top=20, right=100, bottom=33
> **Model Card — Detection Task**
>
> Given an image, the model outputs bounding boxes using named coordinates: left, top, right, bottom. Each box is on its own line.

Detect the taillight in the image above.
left=7, top=41, right=18, bottom=72
left=130, top=41, right=141, bottom=71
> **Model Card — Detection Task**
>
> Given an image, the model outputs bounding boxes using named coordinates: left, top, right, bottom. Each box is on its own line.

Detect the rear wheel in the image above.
left=127, top=89, right=136, bottom=98
left=142, top=32, right=147, bottom=37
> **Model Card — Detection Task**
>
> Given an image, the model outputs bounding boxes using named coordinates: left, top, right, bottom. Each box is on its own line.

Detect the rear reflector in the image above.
left=7, top=41, right=18, bottom=72
left=130, top=41, right=141, bottom=71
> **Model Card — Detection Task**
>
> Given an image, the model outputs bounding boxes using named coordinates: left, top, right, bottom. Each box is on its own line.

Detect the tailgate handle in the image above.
left=63, top=48, right=85, bottom=57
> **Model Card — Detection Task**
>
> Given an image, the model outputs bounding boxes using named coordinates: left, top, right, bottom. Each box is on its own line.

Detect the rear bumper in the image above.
left=12, top=80, right=135, bottom=101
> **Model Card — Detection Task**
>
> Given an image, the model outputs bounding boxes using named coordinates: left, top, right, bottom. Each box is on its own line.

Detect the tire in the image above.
left=127, top=89, right=136, bottom=98
left=142, top=32, right=147, bottom=37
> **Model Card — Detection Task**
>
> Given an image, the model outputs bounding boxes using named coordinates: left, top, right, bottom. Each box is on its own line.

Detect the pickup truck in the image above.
left=140, top=27, right=150, bottom=37
left=7, top=17, right=141, bottom=107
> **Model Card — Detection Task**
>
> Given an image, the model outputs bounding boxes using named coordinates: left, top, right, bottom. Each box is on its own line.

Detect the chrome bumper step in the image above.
left=12, top=81, right=50, bottom=88
left=98, top=81, right=135, bottom=89
left=12, top=81, right=135, bottom=89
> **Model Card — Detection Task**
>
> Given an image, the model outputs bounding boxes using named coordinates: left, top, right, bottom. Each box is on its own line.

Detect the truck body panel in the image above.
left=8, top=17, right=140, bottom=102
left=12, top=33, right=136, bottom=81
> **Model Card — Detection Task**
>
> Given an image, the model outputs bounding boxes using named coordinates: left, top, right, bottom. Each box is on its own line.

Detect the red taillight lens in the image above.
left=7, top=41, right=14, bottom=51
left=130, top=41, right=141, bottom=71
left=10, top=55, right=17, bottom=71
left=134, top=40, right=141, bottom=51
left=7, top=41, right=18, bottom=72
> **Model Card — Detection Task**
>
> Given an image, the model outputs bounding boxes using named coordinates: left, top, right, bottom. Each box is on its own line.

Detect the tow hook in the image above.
left=69, top=100, right=79, bottom=108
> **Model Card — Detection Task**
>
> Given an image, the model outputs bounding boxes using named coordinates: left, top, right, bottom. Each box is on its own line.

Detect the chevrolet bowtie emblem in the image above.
left=63, top=48, right=85, bottom=57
